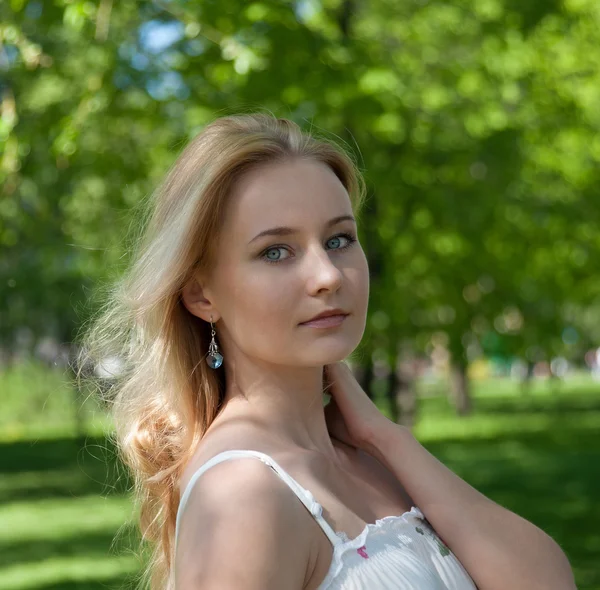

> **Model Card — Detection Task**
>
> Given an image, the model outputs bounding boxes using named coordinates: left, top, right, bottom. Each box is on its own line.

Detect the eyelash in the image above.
left=261, top=232, right=357, bottom=265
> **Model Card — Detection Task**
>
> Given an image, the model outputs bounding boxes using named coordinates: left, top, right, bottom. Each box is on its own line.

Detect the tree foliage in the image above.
left=2, top=0, right=599, bottom=395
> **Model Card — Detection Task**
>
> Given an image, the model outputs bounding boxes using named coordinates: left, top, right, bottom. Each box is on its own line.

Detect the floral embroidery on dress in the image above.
left=415, top=524, right=450, bottom=557
left=357, top=545, right=369, bottom=558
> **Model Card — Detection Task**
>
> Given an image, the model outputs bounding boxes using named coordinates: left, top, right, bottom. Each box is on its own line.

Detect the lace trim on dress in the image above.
left=318, top=506, right=425, bottom=588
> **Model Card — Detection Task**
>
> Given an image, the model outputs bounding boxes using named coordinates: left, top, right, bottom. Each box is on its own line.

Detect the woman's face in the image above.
left=195, top=157, right=369, bottom=368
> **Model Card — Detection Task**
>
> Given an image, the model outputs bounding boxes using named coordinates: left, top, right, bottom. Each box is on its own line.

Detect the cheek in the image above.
left=351, top=251, right=370, bottom=302
left=245, top=270, right=293, bottom=313
left=226, top=271, right=295, bottom=345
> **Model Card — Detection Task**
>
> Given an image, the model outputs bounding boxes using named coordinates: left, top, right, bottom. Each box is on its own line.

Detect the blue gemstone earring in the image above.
left=206, top=314, right=223, bottom=369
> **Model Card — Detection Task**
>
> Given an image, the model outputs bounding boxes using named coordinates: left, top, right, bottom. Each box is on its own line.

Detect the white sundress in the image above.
left=174, top=449, right=479, bottom=589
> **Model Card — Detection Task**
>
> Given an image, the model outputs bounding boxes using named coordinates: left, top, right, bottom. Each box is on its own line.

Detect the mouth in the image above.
left=300, top=314, right=349, bottom=328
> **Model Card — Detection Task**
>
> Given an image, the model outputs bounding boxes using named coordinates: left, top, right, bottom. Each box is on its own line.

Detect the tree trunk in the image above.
left=520, top=360, right=534, bottom=397
left=395, top=372, right=418, bottom=429
left=450, top=363, right=472, bottom=416
left=387, top=353, right=418, bottom=429
left=385, top=370, right=399, bottom=423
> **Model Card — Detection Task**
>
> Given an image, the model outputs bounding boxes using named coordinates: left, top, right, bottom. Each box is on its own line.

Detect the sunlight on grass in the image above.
left=0, top=492, right=140, bottom=590
left=414, top=408, right=600, bottom=441
left=0, top=496, right=133, bottom=543
left=1, top=555, right=139, bottom=590
left=0, top=361, right=112, bottom=442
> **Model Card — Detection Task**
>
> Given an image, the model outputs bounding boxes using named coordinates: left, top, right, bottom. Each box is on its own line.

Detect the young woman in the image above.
left=81, top=114, right=576, bottom=590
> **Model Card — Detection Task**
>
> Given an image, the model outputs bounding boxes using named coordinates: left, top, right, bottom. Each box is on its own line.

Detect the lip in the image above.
left=300, top=313, right=349, bottom=328
left=302, top=308, right=349, bottom=324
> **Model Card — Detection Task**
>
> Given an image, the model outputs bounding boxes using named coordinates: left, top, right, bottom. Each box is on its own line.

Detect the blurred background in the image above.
left=1, top=0, right=600, bottom=588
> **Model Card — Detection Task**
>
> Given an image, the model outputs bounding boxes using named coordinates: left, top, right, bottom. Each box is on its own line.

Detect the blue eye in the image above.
left=261, top=232, right=357, bottom=265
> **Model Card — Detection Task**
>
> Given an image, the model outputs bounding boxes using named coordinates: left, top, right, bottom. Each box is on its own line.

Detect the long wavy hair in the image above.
left=77, top=113, right=367, bottom=589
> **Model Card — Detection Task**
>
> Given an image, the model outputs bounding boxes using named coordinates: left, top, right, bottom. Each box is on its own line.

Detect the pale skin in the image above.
left=177, top=158, right=576, bottom=589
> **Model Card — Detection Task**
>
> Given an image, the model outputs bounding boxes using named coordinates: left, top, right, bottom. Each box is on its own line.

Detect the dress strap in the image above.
left=175, top=449, right=342, bottom=547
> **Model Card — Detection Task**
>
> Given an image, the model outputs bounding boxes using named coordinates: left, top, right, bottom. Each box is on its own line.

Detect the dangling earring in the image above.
left=206, top=314, right=223, bottom=369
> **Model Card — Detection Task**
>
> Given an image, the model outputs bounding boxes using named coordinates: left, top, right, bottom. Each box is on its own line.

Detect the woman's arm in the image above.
left=364, top=424, right=577, bottom=590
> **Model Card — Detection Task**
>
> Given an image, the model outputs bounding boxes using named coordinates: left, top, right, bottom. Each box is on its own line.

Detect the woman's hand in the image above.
left=323, top=361, right=395, bottom=453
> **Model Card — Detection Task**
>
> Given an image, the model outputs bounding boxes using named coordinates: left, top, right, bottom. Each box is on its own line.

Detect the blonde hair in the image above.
left=77, top=113, right=367, bottom=589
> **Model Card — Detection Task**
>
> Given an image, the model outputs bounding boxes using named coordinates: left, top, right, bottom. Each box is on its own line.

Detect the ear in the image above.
left=181, top=275, right=218, bottom=322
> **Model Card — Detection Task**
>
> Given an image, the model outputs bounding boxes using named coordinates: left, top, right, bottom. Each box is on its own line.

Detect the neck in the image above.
left=219, top=354, right=339, bottom=461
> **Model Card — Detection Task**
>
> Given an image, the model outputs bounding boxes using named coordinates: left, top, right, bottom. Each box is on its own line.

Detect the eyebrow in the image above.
left=247, top=215, right=356, bottom=245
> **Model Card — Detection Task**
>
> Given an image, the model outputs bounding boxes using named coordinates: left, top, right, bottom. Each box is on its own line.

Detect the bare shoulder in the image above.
left=174, top=456, right=314, bottom=590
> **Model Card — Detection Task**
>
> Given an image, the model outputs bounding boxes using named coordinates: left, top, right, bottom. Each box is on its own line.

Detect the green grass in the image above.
left=0, top=435, right=140, bottom=590
left=0, top=361, right=111, bottom=441
left=410, top=377, right=600, bottom=590
left=1, top=362, right=599, bottom=589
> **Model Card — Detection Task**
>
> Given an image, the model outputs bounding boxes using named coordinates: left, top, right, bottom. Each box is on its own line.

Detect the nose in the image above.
left=304, top=243, right=343, bottom=294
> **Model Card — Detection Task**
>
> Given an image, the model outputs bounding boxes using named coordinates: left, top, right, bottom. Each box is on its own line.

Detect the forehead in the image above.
left=225, top=159, right=351, bottom=232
